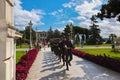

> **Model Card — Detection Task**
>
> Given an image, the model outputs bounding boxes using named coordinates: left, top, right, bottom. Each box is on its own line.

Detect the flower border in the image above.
left=16, top=49, right=39, bottom=80
left=72, top=49, right=120, bottom=72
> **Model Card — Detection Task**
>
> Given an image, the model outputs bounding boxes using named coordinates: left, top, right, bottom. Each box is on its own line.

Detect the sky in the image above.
left=14, top=0, right=120, bottom=38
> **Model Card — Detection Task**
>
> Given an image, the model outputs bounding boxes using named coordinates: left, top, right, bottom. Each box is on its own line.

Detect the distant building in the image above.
left=37, top=31, right=48, bottom=42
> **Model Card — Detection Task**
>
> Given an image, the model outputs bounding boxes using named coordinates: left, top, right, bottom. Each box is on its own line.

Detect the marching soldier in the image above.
left=64, top=34, right=74, bottom=70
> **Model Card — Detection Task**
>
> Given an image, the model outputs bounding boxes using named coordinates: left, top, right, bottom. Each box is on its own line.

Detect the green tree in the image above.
left=25, top=26, right=36, bottom=41
left=73, top=26, right=89, bottom=38
left=16, top=30, right=25, bottom=46
left=88, top=15, right=102, bottom=44
left=97, top=0, right=120, bottom=22
left=47, top=27, right=54, bottom=41
left=64, top=24, right=71, bottom=35
left=53, top=29, right=61, bottom=38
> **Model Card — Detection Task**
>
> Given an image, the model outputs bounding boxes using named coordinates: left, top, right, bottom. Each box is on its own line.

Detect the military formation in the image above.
left=50, top=34, right=74, bottom=70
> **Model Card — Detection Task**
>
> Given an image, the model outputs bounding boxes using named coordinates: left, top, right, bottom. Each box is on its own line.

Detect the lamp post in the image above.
left=70, top=23, right=73, bottom=44
left=29, top=20, right=33, bottom=50
left=36, top=27, right=38, bottom=43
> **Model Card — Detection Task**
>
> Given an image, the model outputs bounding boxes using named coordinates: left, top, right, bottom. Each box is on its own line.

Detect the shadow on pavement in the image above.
left=40, top=65, right=62, bottom=72
left=39, top=70, right=69, bottom=80
left=75, top=58, right=120, bottom=80
left=42, top=61, right=60, bottom=68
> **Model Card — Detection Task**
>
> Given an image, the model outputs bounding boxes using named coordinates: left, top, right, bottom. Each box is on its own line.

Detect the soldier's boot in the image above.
left=68, top=62, right=71, bottom=66
left=66, top=66, right=69, bottom=71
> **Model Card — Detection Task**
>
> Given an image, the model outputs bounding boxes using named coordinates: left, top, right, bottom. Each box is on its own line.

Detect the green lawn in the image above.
left=75, top=43, right=112, bottom=47
left=86, top=44, right=112, bottom=46
left=16, top=45, right=29, bottom=48
left=16, top=51, right=26, bottom=64
left=16, top=45, right=34, bottom=49
left=79, top=48, right=120, bottom=60
left=101, top=43, right=112, bottom=46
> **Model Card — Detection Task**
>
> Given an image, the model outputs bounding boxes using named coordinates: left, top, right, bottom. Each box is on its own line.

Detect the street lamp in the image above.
left=29, top=20, right=33, bottom=50
left=70, top=23, right=73, bottom=44
left=36, top=26, right=38, bottom=43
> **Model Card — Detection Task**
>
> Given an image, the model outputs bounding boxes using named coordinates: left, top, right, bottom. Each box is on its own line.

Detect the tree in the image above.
left=73, top=26, right=89, bottom=38
left=47, top=27, right=54, bottom=41
left=64, top=24, right=71, bottom=35
left=24, top=26, right=36, bottom=42
left=16, top=30, right=27, bottom=46
left=97, top=0, right=120, bottom=22
left=88, top=15, right=102, bottom=44
left=53, top=29, right=61, bottom=38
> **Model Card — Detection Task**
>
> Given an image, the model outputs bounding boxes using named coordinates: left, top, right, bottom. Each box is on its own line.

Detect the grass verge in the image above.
left=16, top=51, right=26, bottom=64
left=79, top=48, right=120, bottom=60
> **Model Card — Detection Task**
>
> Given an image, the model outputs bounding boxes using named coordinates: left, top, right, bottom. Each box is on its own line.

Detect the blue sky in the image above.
left=14, top=0, right=120, bottom=38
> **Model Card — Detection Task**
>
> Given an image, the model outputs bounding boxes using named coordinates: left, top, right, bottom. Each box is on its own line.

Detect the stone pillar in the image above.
left=0, top=0, right=22, bottom=80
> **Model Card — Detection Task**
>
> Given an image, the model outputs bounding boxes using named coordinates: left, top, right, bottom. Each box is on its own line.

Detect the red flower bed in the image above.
left=72, top=49, right=120, bottom=72
left=16, top=49, right=39, bottom=80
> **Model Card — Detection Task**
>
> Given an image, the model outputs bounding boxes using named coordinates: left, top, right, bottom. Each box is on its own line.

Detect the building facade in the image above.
left=37, top=31, right=48, bottom=42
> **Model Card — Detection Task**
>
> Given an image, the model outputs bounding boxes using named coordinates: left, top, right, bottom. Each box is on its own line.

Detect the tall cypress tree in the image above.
left=47, top=26, right=54, bottom=41
left=88, top=15, right=102, bottom=44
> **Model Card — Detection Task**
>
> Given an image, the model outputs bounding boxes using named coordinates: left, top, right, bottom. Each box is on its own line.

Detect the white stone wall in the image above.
left=0, top=0, right=22, bottom=80
left=0, top=27, right=16, bottom=80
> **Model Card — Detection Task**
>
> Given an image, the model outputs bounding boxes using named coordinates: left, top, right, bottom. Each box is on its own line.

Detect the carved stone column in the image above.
left=0, top=0, right=22, bottom=80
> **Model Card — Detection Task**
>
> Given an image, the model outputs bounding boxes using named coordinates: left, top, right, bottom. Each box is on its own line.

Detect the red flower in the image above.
left=16, top=49, right=39, bottom=80
left=72, top=48, right=120, bottom=73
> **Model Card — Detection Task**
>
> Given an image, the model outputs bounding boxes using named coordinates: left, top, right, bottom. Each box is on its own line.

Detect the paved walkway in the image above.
left=16, top=48, right=29, bottom=51
left=26, top=47, right=120, bottom=80
left=16, top=46, right=111, bottom=51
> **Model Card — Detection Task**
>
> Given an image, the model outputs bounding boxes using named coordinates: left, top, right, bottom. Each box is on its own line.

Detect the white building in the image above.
left=37, top=31, right=48, bottom=42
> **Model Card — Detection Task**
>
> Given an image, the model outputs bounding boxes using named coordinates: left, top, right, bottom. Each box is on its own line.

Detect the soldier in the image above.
left=58, top=36, right=66, bottom=65
left=64, top=34, right=74, bottom=70
left=37, top=40, right=42, bottom=51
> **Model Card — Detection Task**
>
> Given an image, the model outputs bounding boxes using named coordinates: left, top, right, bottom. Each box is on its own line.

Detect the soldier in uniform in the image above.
left=37, top=40, right=42, bottom=51
left=64, top=34, right=74, bottom=70
left=58, top=36, right=66, bottom=65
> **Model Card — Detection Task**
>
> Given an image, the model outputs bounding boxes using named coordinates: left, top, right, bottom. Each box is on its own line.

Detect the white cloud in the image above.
left=77, top=16, right=87, bottom=20
left=63, top=0, right=120, bottom=38
left=50, top=9, right=64, bottom=17
left=58, top=9, right=63, bottom=13
left=79, top=18, right=120, bottom=38
left=99, top=18, right=120, bottom=38
left=50, top=11, right=57, bottom=16
left=75, top=0, right=102, bottom=17
left=55, top=27, right=65, bottom=32
left=62, top=0, right=83, bottom=8
left=55, top=21, right=66, bottom=24
left=68, top=19, right=74, bottom=24
left=14, top=0, right=45, bottom=30
left=62, top=1, right=76, bottom=8
left=79, top=20, right=91, bottom=29
left=55, top=19, right=74, bottom=25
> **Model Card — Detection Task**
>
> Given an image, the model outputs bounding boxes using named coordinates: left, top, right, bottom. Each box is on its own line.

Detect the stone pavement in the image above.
left=26, top=47, right=120, bottom=80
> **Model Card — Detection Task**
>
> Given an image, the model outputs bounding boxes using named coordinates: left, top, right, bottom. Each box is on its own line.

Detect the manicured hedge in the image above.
left=16, top=49, right=39, bottom=80
left=72, top=49, right=120, bottom=72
